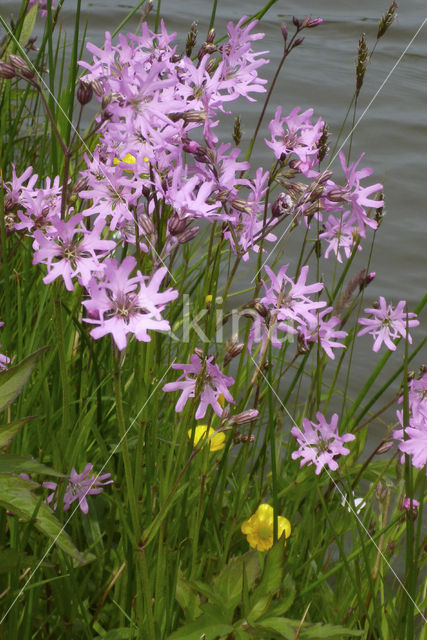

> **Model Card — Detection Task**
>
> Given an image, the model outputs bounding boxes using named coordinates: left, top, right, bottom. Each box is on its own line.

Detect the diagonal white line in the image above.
left=248, top=352, right=427, bottom=622
left=0, top=18, right=175, bottom=281
left=0, top=361, right=175, bottom=624
left=252, top=15, right=427, bottom=283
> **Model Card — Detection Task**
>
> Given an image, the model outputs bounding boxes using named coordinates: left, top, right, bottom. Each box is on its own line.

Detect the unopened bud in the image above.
left=303, top=16, right=323, bottom=28
left=293, top=37, right=304, bottom=47
left=3, top=194, right=15, bottom=212
left=77, top=79, right=93, bottom=105
left=206, top=28, right=215, bottom=44
left=359, top=271, right=375, bottom=291
left=139, top=213, right=155, bottom=236
left=376, top=440, right=394, bottom=455
left=92, top=79, right=104, bottom=97
left=326, top=188, right=347, bottom=203
left=73, top=176, right=89, bottom=194
left=101, top=93, right=112, bottom=110
left=281, top=22, right=288, bottom=43
left=177, top=225, right=199, bottom=244
left=0, top=62, right=16, bottom=79
left=231, top=199, right=252, bottom=214
left=292, top=16, right=301, bottom=28
left=230, top=409, right=259, bottom=425
left=168, top=213, right=188, bottom=236
left=9, top=54, right=34, bottom=79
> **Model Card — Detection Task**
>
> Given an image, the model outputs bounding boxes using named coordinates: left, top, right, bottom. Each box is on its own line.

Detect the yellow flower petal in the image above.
left=241, top=503, right=291, bottom=551
left=187, top=425, right=225, bottom=452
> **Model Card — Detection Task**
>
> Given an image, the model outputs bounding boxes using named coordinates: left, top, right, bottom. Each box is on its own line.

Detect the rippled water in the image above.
left=2, top=0, right=427, bottom=436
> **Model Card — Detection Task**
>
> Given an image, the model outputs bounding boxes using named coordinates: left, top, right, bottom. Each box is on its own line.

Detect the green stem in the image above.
left=53, top=284, right=70, bottom=435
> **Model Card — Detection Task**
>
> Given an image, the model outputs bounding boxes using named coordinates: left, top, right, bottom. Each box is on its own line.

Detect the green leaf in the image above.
left=213, top=550, right=259, bottom=612
left=0, top=474, right=87, bottom=564
left=168, top=604, right=233, bottom=640
left=0, top=347, right=48, bottom=412
left=0, top=454, right=65, bottom=477
left=265, top=574, right=296, bottom=617
left=0, top=416, right=35, bottom=448
left=176, top=569, right=202, bottom=621
left=19, top=3, right=38, bottom=47
left=251, top=536, right=286, bottom=603
left=247, top=594, right=272, bottom=624
left=300, top=622, right=364, bottom=639
left=255, top=616, right=299, bottom=639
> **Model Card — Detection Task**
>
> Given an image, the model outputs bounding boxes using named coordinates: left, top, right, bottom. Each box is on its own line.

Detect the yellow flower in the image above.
left=241, top=504, right=291, bottom=552
left=187, top=425, right=226, bottom=452
left=205, top=294, right=213, bottom=305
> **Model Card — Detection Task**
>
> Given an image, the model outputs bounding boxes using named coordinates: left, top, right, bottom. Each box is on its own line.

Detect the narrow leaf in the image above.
left=0, top=416, right=35, bottom=448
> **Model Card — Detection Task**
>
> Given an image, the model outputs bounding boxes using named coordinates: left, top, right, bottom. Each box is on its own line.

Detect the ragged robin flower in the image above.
left=241, top=503, right=291, bottom=551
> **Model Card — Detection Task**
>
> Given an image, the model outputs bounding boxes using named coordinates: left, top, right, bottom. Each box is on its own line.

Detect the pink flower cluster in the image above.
left=249, top=264, right=347, bottom=360
left=394, top=371, right=427, bottom=473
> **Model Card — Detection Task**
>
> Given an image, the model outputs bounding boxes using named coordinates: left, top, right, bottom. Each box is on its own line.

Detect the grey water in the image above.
left=2, top=0, right=427, bottom=446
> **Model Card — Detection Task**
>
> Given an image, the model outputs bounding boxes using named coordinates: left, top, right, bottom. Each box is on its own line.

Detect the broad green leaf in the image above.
left=255, top=616, right=298, bottom=639
left=0, top=474, right=87, bottom=564
left=265, top=574, right=296, bottom=617
left=0, top=347, right=48, bottom=412
left=213, top=550, right=259, bottom=612
left=19, top=3, right=38, bottom=47
left=0, top=416, right=34, bottom=448
left=176, top=569, right=202, bottom=621
left=0, top=454, right=64, bottom=477
left=251, top=536, right=286, bottom=603
left=168, top=605, right=233, bottom=640
left=300, top=622, right=364, bottom=638
left=247, top=594, right=272, bottom=624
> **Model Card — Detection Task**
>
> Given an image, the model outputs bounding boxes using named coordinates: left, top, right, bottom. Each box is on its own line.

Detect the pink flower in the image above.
left=83, top=257, right=178, bottom=350
left=357, top=297, right=419, bottom=352
left=162, top=352, right=235, bottom=419
left=291, top=412, right=355, bottom=475
left=43, top=463, right=113, bottom=514
left=32, top=215, right=115, bottom=291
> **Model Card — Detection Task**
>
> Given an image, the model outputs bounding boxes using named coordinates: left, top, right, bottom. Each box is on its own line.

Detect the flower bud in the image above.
left=9, top=54, right=34, bottom=79
left=231, top=199, right=252, bottom=214
left=281, top=22, right=288, bottom=43
left=168, top=213, right=188, bottom=236
left=292, top=16, right=301, bottom=28
left=77, top=79, right=93, bottom=105
left=293, top=37, right=304, bottom=47
left=139, top=213, right=155, bottom=236
left=376, top=440, right=394, bottom=455
left=303, top=16, right=323, bottom=28
left=177, top=225, right=199, bottom=244
left=0, top=62, right=16, bottom=79
left=230, top=409, right=259, bottom=425
left=92, top=79, right=104, bottom=97
left=72, top=176, right=89, bottom=194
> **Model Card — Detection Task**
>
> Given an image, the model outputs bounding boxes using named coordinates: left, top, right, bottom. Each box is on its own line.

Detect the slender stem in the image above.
left=53, top=284, right=70, bottom=436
